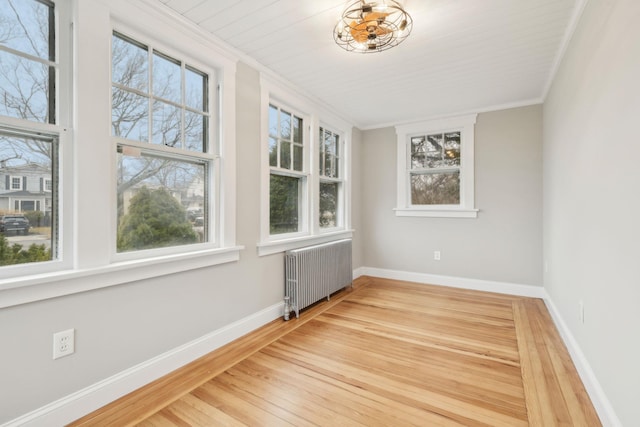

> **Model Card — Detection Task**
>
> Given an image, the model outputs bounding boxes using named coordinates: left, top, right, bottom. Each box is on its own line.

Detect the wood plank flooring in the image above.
left=70, top=276, right=601, bottom=426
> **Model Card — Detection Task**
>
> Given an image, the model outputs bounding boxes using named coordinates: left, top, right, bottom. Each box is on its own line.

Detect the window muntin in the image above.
left=112, top=32, right=213, bottom=254
left=319, top=126, right=343, bottom=229
left=268, top=103, right=305, bottom=235
left=0, top=0, right=56, bottom=124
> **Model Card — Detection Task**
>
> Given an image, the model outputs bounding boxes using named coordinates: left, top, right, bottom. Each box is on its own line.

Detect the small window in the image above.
left=10, top=176, right=23, bottom=190
left=319, top=126, right=343, bottom=229
left=112, top=32, right=213, bottom=254
left=395, top=114, right=478, bottom=218
left=44, top=178, right=52, bottom=192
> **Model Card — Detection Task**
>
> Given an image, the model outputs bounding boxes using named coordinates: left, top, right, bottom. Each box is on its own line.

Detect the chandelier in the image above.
left=333, top=0, right=413, bottom=53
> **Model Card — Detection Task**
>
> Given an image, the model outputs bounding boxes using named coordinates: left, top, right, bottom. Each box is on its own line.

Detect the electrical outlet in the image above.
left=434, top=251, right=441, bottom=261
left=53, top=329, right=75, bottom=360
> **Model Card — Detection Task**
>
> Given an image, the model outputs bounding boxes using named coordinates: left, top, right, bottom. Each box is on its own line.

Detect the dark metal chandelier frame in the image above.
left=333, top=0, right=413, bottom=53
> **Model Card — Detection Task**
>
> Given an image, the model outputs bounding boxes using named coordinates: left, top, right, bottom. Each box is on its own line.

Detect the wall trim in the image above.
left=2, top=302, right=284, bottom=427
left=361, top=267, right=546, bottom=298
left=542, top=296, right=622, bottom=427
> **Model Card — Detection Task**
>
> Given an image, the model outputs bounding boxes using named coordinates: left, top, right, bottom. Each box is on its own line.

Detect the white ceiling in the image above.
left=156, top=0, right=581, bottom=129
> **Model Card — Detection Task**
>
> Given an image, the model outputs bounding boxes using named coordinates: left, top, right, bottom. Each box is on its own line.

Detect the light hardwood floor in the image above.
left=70, top=276, right=601, bottom=426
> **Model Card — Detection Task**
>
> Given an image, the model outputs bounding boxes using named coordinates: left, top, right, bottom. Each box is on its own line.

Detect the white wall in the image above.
left=543, top=0, right=640, bottom=424
left=361, top=105, right=543, bottom=286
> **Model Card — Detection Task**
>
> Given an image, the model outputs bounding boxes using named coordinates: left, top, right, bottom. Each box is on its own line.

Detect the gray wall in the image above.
left=361, top=105, right=543, bottom=286
left=0, top=62, right=287, bottom=423
left=543, top=0, right=640, bottom=424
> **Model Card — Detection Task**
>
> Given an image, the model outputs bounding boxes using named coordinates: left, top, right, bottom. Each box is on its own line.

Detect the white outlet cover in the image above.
left=53, top=328, right=75, bottom=360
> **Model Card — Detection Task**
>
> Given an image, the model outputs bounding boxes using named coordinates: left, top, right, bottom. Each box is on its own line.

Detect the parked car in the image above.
left=0, top=215, right=30, bottom=234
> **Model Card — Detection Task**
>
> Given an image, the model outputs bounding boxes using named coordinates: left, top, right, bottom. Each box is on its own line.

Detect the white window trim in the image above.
left=0, top=0, right=242, bottom=308
left=395, top=114, right=478, bottom=218
left=258, top=76, right=353, bottom=256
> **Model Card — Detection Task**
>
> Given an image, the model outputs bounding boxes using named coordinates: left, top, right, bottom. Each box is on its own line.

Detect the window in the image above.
left=319, top=126, right=343, bottom=229
left=259, top=76, right=352, bottom=256
left=268, top=103, right=306, bottom=235
left=9, top=176, right=23, bottom=190
left=112, top=32, right=214, bottom=254
left=395, top=114, right=478, bottom=218
left=0, top=0, right=62, bottom=268
left=44, top=178, right=52, bottom=192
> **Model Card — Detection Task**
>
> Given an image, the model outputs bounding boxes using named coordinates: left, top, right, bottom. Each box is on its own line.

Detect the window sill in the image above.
left=394, top=207, right=479, bottom=218
left=0, top=246, right=244, bottom=308
left=257, top=230, right=353, bottom=256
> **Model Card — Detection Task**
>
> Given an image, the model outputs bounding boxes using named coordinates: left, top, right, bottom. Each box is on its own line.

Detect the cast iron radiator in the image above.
left=284, top=239, right=352, bottom=320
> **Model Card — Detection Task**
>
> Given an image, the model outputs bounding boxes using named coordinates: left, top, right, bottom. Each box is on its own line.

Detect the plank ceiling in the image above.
left=156, top=0, right=581, bottom=129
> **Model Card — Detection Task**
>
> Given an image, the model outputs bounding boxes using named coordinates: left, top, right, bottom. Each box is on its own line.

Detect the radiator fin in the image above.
left=284, top=239, right=352, bottom=320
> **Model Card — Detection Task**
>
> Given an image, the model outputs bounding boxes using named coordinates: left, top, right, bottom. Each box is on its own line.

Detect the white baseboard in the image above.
left=360, top=266, right=620, bottom=427
left=543, top=296, right=622, bottom=427
left=3, top=302, right=284, bottom=427
left=360, top=267, right=546, bottom=298
left=352, top=266, right=365, bottom=280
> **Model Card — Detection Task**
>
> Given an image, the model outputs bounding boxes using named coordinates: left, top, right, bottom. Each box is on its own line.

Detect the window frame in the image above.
left=258, top=76, right=352, bottom=256
left=0, top=0, right=73, bottom=281
left=10, top=176, right=23, bottom=191
left=318, top=125, right=345, bottom=231
left=395, top=114, right=478, bottom=218
left=110, top=28, right=221, bottom=262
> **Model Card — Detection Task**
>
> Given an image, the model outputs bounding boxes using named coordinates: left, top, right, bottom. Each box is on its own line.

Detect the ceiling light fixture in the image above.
left=334, top=0, right=413, bottom=53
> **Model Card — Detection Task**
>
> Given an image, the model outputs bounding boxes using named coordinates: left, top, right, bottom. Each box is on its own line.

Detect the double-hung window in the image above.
left=259, top=77, right=352, bottom=255
left=268, top=103, right=306, bottom=235
left=111, top=32, right=215, bottom=254
left=0, top=0, right=69, bottom=270
left=395, top=114, right=478, bottom=218
left=319, top=126, right=343, bottom=229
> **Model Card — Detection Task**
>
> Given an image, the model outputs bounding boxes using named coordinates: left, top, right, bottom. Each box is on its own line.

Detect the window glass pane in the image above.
left=0, top=50, right=51, bottom=123
left=152, top=52, right=181, bottom=104
left=411, top=172, right=460, bottom=205
left=280, top=110, right=291, bottom=140
left=324, top=153, right=334, bottom=177
left=185, top=67, right=207, bottom=111
left=112, top=87, right=149, bottom=141
left=319, top=182, right=338, bottom=228
left=293, top=116, right=302, bottom=143
left=411, top=136, right=426, bottom=169
left=280, top=141, right=291, bottom=169
left=444, top=132, right=461, bottom=166
left=293, top=145, right=303, bottom=171
left=112, top=34, right=148, bottom=92
left=426, top=134, right=445, bottom=168
left=0, top=133, right=55, bottom=265
left=268, top=105, right=278, bottom=137
left=269, top=174, right=299, bottom=234
left=117, top=150, right=206, bottom=251
left=318, top=128, right=325, bottom=175
left=268, top=137, right=277, bottom=167
left=152, top=101, right=181, bottom=147
left=0, top=0, right=52, bottom=60
left=184, top=111, right=205, bottom=152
